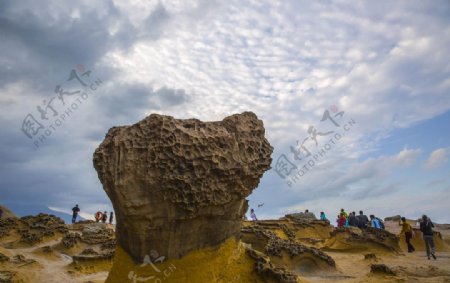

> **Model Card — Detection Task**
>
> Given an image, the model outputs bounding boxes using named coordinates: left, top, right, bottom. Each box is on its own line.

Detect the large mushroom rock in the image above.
left=93, top=112, right=273, bottom=262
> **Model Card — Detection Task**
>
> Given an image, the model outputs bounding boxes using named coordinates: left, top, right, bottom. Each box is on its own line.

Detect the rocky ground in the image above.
left=0, top=213, right=114, bottom=283
left=241, top=214, right=450, bottom=282
left=1, top=211, right=450, bottom=282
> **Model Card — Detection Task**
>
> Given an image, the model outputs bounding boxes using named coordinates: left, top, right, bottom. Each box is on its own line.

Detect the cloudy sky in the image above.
left=1, top=0, right=449, bottom=223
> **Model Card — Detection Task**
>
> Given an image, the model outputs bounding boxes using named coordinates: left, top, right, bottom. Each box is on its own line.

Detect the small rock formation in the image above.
left=324, top=227, right=401, bottom=253
left=283, top=212, right=317, bottom=222
left=73, top=248, right=115, bottom=262
left=0, top=214, right=67, bottom=247
left=0, top=218, right=17, bottom=238
left=364, top=253, right=377, bottom=260
left=61, top=232, right=81, bottom=249
left=241, top=224, right=336, bottom=274
left=0, top=252, right=10, bottom=262
left=93, top=112, right=273, bottom=262
left=0, top=271, right=15, bottom=283
left=0, top=205, right=17, bottom=219
left=11, top=254, right=36, bottom=266
left=246, top=248, right=299, bottom=283
left=81, top=223, right=114, bottom=244
left=370, top=264, right=396, bottom=275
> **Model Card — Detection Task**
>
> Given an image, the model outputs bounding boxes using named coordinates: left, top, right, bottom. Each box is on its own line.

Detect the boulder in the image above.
left=370, top=263, right=396, bottom=275
left=93, top=112, right=273, bottom=261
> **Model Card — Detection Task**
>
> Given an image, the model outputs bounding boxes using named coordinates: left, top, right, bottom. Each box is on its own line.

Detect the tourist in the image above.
left=320, top=212, right=327, bottom=221
left=370, top=215, right=382, bottom=228
left=0, top=208, right=3, bottom=218
left=338, top=214, right=346, bottom=227
left=348, top=211, right=359, bottom=227
left=340, top=208, right=348, bottom=218
left=420, top=215, right=436, bottom=260
left=102, top=211, right=108, bottom=223
left=356, top=210, right=369, bottom=229
left=375, top=216, right=385, bottom=229
left=399, top=217, right=415, bottom=253
left=109, top=212, right=114, bottom=224
left=338, top=209, right=348, bottom=227
left=71, top=204, right=80, bottom=224
left=95, top=211, right=103, bottom=222
left=250, top=209, right=258, bottom=222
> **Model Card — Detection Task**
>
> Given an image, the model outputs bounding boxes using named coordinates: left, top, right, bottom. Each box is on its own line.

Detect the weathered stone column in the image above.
left=93, top=112, right=273, bottom=262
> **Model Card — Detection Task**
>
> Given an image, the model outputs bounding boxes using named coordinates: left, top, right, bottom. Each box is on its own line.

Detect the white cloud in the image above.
left=424, top=148, right=449, bottom=170
left=391, top=148, right=422, bottom=166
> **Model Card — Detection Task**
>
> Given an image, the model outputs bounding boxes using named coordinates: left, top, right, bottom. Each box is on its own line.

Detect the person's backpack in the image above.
left=376, top=217, right=385, bottom=229
left=424, top=220, right=434, bottom=235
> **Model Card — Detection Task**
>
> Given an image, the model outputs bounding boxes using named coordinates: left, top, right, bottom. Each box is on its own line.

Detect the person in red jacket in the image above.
left=337, top=214, right=346, bottom=227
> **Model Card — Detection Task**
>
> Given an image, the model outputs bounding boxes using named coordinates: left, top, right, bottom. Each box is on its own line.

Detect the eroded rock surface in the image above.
left=241, top=224, right=336, bottom=274
left=324, top=227, right=401, bottom=252
left=93, top=112, right=273, bottom=261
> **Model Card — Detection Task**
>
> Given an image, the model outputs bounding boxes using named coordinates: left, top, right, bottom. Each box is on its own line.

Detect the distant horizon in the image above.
left=2, top=203, right=447, bottom=226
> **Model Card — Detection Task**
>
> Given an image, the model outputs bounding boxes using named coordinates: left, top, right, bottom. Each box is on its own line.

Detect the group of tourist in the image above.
left=249, top=207, right=439, bottom=261
left=71, top=204, right=114, bottom=224
left=319, top=209, right=438, bottom=261
left=333, top=208, right=384, bottom=229
left=95, top=210, right=114, bottom=224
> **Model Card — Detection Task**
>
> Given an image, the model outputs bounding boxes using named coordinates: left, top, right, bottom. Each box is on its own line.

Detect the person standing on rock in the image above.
left=320, top=212, right=327, bottom=221
left=337, top=214, right=346, bottom=227
left=109, top=212, right=114, bottom=224
left=71, top=204, right=80, bottom=224
left=370, top=215, right=381, bottom=229
left=399, top=217, right=415, bottom=253
left=340, top=208, right=348, bottom=218
left=102, top=211, right=108, bottom=223
left=95, top=211, right=103, bottom=222
left=420, top=214, right=436, bottom=260
left=357, top=210, right=369, bottom=229
left=348, top=212, right=359, bottom=227
left=250, top=209, right=258, bottom=223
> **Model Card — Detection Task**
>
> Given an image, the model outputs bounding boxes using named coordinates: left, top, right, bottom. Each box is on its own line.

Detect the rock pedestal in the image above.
left=93, top=112, right=273, bottom=262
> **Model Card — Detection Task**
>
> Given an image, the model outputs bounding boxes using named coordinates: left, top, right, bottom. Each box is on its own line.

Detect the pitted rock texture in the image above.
left=246, top=248, right=299, bottom=283
left=241, top=224, right=336, bottom=269
left=324, top=226, right=401, bottom=252
left=93, top=112, right=273, bottom=260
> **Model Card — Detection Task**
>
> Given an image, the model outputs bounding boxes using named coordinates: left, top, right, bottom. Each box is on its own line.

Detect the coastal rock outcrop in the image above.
left=93, top=112, right=273, bottom=262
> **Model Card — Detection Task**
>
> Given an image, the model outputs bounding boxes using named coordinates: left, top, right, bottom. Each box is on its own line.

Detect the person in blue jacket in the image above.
left=370, top=214, right=381, bottom=229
